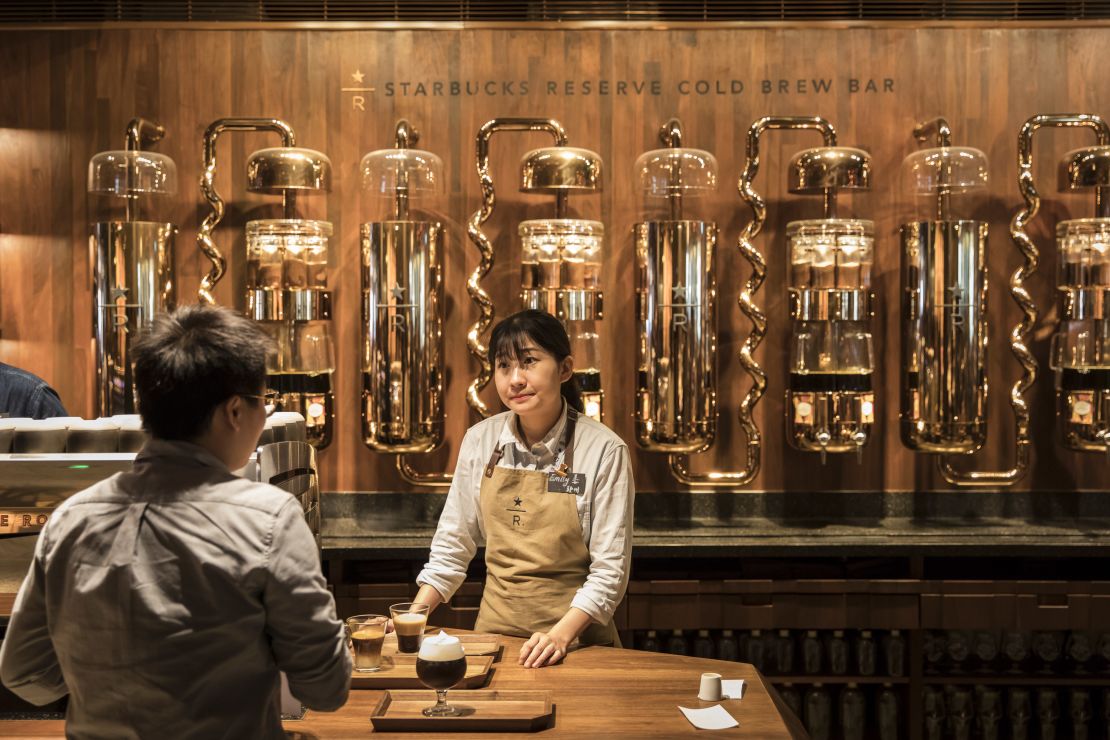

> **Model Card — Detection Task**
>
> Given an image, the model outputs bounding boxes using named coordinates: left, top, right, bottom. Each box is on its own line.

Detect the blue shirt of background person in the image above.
left=0, top=362, right=67, bottom=418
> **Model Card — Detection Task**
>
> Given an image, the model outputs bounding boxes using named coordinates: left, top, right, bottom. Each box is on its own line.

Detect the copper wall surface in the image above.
left=1, top=25, right=1108, bottom=492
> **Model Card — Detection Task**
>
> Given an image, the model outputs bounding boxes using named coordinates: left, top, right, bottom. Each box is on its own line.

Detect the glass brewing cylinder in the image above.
left=88, top=149, right=178, bottom=416
left=786, top=219, right=876, bottom=454
left=246, top=219, right=335, bottom=447
left=1051, top=218, right=1110, bottom=450
left=633, top=146, right=718, bottom=451
left=519, top=219, right=604, bottom=418
left=899, top=146, right=990, bottom=453
left=360, top=146, right=445, bottom=452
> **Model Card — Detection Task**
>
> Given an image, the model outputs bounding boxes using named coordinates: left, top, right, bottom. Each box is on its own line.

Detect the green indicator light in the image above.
left=67, top=464, right=90, bottom=470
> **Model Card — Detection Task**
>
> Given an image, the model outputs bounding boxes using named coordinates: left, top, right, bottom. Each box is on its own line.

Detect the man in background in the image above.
left=0, top=304, right=351, bottom=738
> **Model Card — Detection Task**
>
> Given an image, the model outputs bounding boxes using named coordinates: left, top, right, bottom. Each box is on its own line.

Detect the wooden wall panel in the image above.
left=1, top=25, right=1108, bottom=494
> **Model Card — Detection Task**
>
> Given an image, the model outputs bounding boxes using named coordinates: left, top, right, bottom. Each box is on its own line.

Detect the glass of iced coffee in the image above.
left=416, top=631, right=467, bottom=717
left=389, top=602, right=430, bottom=654
left=346, top=614, right=388, bottom=672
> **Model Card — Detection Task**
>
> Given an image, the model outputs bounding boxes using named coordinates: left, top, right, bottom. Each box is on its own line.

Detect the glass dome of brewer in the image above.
left=1056, top=218, right=1110, bottom=288
left=519, top=219, right=604, bottom=258
left=901, top=147, right=989, bottom=194
left=88, top=150, right=178, bottom=196
left=787, top=219, right=874, bottom=290
left=360, top=148, right=444, bottom=197
left=635, top=148, right=718, bottom=197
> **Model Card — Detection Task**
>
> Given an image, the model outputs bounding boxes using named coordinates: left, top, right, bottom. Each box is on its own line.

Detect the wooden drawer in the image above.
left=625, top=579, right=920, bottom=630
left=920, top=581, right=1107, bottom=630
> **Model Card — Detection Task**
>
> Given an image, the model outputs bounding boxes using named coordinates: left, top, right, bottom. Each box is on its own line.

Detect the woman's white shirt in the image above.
left=416, top=403, right=634, bottom=625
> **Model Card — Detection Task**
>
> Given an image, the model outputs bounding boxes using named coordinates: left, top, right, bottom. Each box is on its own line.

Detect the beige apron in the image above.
left=473, top=409, right=620, bottom=647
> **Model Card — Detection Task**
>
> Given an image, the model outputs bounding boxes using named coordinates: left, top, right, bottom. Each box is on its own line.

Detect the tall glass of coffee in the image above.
left=346, top=614, right=388, bottom=672
left=416, top=631, right=467, bottom=717
left=390, top=602, right=430, bottom=654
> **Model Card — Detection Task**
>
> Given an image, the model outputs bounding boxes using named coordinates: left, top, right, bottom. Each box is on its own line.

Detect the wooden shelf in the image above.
left=767, top=675, right=911, bottom=685
left=922, top=675, right=1110, bottom=686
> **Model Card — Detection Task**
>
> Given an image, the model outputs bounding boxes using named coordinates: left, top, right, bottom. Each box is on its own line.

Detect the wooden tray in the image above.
left=370, top=689, right=554, bottom=732
left=350, top=655, right=494, bottom=690
left=381, top=632, right=503, bottom=659
left=454, top=632, right=503, bottom=659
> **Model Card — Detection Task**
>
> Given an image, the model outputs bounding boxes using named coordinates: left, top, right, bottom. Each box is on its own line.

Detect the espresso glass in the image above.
left=390, top=602, right=430, bottom=654
left=346, top=614, right=388, bottom=673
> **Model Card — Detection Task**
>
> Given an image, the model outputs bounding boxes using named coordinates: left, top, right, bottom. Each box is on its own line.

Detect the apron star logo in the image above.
left=513, top=496, right=522, bottom=507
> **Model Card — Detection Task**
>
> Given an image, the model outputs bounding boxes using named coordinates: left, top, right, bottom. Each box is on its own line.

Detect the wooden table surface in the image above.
left=2, top=631, right=807, bottom=739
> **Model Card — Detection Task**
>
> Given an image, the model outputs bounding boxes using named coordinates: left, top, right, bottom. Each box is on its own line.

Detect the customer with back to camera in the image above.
left=0, top=304, right=351, bottom=739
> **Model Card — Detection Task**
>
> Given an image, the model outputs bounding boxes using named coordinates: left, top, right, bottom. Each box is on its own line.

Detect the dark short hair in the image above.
left=488, top=309, right=584, bottom=413
left=133, top=304, right=273, bottom=440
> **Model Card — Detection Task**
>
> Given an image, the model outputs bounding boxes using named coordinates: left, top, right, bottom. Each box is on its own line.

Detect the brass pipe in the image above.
left=393, top=118, right=416, bottom=221
left=392, top=119, right=450, bottom=487
left=914, top=117, right=954, bottom=220
left=660, top=117, right=685, bottom=221
left=938, top=114, right=1110, bottom=486
left=123, top=118, right=166, bottom=223
left=913, top=117, right=952, bottom=148
left=196, top=117, right=296, bottom=305
left=396, top=456, right=451, bottom=488
left=465, top=117, right=568, bottom=418
left=125, top=117, right=165, bottom=152
left=670, top=116, right=836, bottom=487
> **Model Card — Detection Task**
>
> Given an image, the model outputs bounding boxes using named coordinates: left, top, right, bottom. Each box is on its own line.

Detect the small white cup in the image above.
left=698, top=672, right=723, bottom=701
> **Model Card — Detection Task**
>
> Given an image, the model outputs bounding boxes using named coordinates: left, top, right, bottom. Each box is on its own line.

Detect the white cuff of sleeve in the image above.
left=416, top=572, right=458, bottom=603
left=570, top=592, right=608, bottom=625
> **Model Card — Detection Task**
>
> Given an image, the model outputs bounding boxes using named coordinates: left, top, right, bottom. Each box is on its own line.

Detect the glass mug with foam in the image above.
left=416, top=631, right=467, bottom=717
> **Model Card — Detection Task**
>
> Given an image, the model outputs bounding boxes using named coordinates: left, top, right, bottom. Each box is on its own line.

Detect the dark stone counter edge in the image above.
left=321, top=534, right=1110, bottom=559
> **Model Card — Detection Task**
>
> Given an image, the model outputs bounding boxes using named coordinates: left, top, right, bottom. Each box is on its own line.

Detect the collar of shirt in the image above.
left=498, top=400, right=568, bottom=469
left=134, top=437, right=230, bottom=473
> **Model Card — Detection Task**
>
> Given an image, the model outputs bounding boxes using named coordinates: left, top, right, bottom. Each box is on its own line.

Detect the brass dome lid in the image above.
left=1059, top=146, right=1110, bottom=191
left=787, top=146, right=871, bottom=194
left=520, top=146, right=603, bottom=193
left=247, top=147, right=332, bottom=194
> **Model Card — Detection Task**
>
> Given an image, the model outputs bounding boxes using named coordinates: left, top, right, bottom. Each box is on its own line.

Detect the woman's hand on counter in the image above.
left=518, top=607, right=593, bottom=668
left=518, top=630, right=571, bottom=668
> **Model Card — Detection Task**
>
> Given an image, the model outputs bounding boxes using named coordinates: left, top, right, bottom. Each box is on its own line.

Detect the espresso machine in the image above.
left=466, top=118, right=604, bottom=421
left=900, top=119, right=1031, bottom=485
left=1041, top=117, right=1110, bottom=454
left=88, top=118, right=177, bottom=416
left=360, top=120, right=448, bottom=486
left=633, top=118, right=718, bottom=457
left=196, top=118, right=335, bottom=449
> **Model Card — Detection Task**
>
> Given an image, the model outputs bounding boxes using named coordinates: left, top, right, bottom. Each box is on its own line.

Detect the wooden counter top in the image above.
left=1, top=631, right=806, bottom=738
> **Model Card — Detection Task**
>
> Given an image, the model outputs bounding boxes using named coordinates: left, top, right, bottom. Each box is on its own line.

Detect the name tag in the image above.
left=547, top=472, right=587, bottom=495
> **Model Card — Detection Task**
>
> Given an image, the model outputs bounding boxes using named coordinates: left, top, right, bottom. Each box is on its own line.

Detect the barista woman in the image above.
left=413, top=310, right=634, bottom=668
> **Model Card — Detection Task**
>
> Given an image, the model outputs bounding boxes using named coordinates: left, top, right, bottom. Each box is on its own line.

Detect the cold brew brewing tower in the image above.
left=360, top=120, right=448, bottom=486
left=899, top=119, right=1030, bottom=485
left=89, top=118, right=177, bottom=416
left=785, top=142, right=875, bottom=462
left=634, top=118, right=718, bottom=454
left=466, top=118, right=604, bottom=420
left=196, top=117, right=335, bottom=448
left=1043, top=118, right=1110, bottom=453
